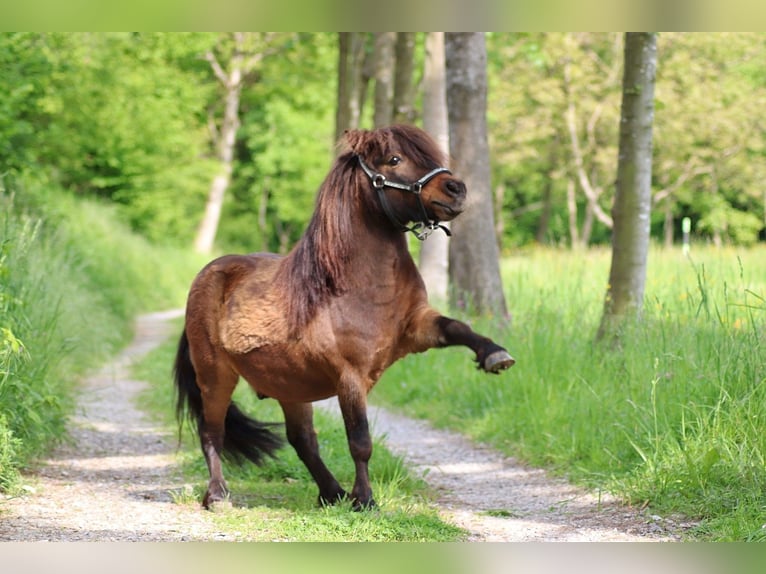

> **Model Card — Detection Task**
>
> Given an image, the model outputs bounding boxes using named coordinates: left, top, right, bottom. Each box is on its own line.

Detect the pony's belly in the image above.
left=230, top=347, right=338, bottom=403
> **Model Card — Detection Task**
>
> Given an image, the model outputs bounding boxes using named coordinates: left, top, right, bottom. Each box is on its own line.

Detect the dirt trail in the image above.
left=318, top=400, right=681, bottom=541
left=0, top=310, right=229, bottom=541
left=0, top=311, right=680, bottom=541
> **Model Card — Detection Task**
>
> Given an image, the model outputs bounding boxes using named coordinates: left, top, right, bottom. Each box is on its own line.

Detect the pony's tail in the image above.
left=173, top=328, right=284, bottom=466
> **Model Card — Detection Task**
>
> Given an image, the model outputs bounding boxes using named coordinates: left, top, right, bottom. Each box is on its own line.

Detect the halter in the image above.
left=356, top=156, right=453, bottom=241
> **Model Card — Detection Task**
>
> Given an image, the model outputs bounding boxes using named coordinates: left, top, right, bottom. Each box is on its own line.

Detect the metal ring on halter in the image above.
left=372, top=174, right=386, bottom=189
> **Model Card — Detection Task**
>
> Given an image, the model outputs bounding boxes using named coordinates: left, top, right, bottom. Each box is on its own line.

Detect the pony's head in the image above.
left=279, top=124, right=466, bottom=333
left=342, top=125, right=466, bottom=238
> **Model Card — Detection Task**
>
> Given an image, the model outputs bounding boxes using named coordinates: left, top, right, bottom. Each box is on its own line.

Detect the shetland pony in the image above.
left=174, top=125, right=514, bottom=509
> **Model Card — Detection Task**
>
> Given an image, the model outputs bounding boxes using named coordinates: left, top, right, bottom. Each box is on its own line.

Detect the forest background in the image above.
left=1, top=32, right=766, bottom=542
left=3, top=32, right=765, bottom=253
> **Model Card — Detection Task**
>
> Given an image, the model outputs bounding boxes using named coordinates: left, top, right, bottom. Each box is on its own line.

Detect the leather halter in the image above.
left=356, top=156, right=452, bottom=240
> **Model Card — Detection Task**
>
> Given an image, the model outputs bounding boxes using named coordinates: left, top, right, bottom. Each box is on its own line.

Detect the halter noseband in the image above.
left=356, top=156, right=453, bottom=241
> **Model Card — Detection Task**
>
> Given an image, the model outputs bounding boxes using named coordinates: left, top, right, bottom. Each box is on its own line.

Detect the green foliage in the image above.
left=373, top=246, right=766, bottom=541
left=4, top=32, right=765, bottom=252
left=488, top=33, right=766, bottom=249
left=0, top=33, right=218, bottom=244
left=220, top=33, right=337, bottom=253
left=0, top=33, right=53, bottom=172
left=0, top=177, right=203, bottom=491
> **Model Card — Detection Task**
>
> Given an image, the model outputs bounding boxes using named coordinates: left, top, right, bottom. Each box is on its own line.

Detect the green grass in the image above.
left=133, top=327, right=465, bottom=541
left=0, top=178, right=204, bottom=492
left=373, top=245, right=766, bottom=541
left=6, top=176, right=763, bottom=543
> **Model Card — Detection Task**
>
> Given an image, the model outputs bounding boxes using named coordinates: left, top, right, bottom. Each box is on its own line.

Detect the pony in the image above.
left=174, top=124, right=514, bottom=510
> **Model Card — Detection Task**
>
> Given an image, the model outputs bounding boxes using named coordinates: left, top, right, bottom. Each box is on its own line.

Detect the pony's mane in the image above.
left=275, top=125, right=446, bottom=334
left=345, top=124, right=448, bottom=173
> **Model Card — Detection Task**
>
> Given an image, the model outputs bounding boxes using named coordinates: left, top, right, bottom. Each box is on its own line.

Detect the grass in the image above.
left=134, top=244, right=766, bottom=541
left=6, top=175, right=763, bottom=543
left=133, top=326, right=465, bottom=542
left=0, top=178, right=204, bottom=493
left=373, top=245, right=766, bottom=541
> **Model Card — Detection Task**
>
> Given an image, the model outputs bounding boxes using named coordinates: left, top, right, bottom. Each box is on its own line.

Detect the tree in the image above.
left=222, top=33, right=337, bottom=254
left=372, top=32, right=397, bottom=128
left=418, top=32, right=450, bottom=303
left=598, top=32, right=657, bottom=339
left=1, top=33, right=217, bottom=244
left=445, top=32, right=508, bottom=318
left=0, top=33, right=52, bottom=174
left=651, top=33, right=766, bottom=246
left=393, top=33, right=417, bottom=124
left=335, top=33, right=368, bottom=139
left=194, top=32, right=288, bottom=254
left=487, top=33, right=624, bottom=249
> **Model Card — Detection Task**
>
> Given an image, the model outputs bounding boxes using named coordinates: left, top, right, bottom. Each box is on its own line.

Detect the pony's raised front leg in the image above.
left=435, top=315, right=515, bottom=372
left=337, top=379, right=375, bottom=510
left=279, top=401, right=347, bottom=506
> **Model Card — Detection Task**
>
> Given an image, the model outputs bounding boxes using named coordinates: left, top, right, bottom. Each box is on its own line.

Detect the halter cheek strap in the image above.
left=356, top=156, right=453, bottom=241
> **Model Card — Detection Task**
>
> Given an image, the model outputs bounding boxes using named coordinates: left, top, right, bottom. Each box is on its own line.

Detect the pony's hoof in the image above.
left=207, top=498, right=234, bottom=513
left=483, top=350, right=515, bottom=373
left=318, top=489, right=348, bottom=507
left=202, top=486, right=230, bottom=511
left=352, top=498, right=377, bottom=512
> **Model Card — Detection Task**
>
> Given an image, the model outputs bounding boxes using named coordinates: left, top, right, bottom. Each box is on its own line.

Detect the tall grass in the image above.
left=0, top=178, right=203, bottom=491
left=373, top=245, right=766, bottom=541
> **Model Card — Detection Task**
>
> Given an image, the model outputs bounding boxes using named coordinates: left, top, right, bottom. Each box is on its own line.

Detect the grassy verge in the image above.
left=373, top=245, right=766, bottom=541
left=0, top=178, right=203, bottom=492
left=133, top=326, right=465, bottom=541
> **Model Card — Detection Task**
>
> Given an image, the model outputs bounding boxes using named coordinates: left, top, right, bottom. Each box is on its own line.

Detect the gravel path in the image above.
left=318, top=400, right=683, bottom=541
left=0, top=311, right=681, bottom=541
left=0, top=310, right=230, bottom=541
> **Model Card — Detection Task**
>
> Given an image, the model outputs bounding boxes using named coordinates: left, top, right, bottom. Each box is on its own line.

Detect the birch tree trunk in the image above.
left=566, top=177, right=581, bottom=248
left=194, top=33, right=286, bottom=254
left=598, top=32, right=657, bottom=339
left=445, top=32, right=508, bottom=318
left=194, top=36, right=244, bottom=255
left=418, top=32, right=450, bottom=304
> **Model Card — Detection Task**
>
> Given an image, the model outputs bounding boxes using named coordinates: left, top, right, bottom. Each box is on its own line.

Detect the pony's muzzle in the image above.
left=444, top=178, right=466, bottom=199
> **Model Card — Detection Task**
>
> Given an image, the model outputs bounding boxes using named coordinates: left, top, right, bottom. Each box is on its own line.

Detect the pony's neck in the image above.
left=343, top=222, right=416, bottom=290
left=353, top=208, right=411, bottom=254
left=277, top=157, right=417, bottom=332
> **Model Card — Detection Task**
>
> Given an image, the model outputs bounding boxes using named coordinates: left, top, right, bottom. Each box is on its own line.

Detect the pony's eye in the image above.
left=388, top=155, right=402, bottom=166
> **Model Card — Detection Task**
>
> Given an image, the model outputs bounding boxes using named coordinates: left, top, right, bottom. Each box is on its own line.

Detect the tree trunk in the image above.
left=373, top=32, right=396, bottom=128
left=582, top=202, right=595, bottom=246
left=445, top=32, right=508, bottom=318
left=566, top=177, right=581, bottom=248
left=418, top=32, right=450, bottom=304
left=598, top=32, right=657, bottom=339
left=336, top=33, right=367, bottom=140
left=393, top=33, right=417, bottom=124
left=258, top=185, right=269, bottom=252
left=535, top=147, right=556, bottom=243
left=194, top=37, right=244, bottom=254
left=663, top=202, right=674, bottom=247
